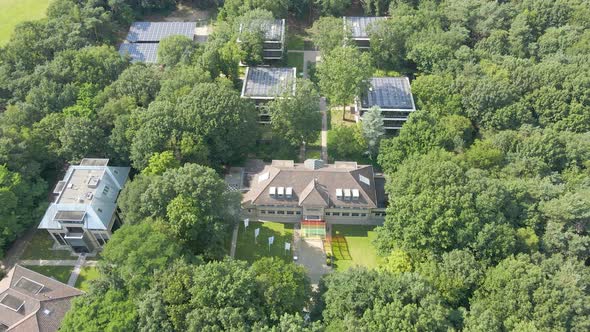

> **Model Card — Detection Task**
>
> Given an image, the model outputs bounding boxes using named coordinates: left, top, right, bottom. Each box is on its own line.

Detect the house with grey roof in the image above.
left=0, top=265, right=83, bottom=332
left=232, top=159, right=387, bottom=227
left=238, top=19, right=286, bottom=60
left=119, top=21, right=197, bottom=63
left=241, top=67, right=297, bottom=124
left=344, top=16, right=387, bottom=49
left=37, top=158, right=130, bottom=254
left=354, top=77, right=416, bottom=130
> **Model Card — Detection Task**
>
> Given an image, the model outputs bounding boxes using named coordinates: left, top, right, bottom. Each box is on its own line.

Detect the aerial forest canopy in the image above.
left=0, top=0, right=589, bottom=331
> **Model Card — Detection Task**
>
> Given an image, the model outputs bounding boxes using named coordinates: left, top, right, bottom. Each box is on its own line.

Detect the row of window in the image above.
left=326, top=212, right=367, bottom=217
left=260, top=210, right=301, bottom=215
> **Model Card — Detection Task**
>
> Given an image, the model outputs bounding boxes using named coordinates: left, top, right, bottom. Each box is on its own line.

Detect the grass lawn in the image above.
left=329, top=107, right=357, bottom=129
left=75, top=266, right=100, bottom=292
left=0, top=0, right=50, bottom=45
left=235, top=221, right=294, bottom=263
left=286, top=32, right=305, bottom=50
left=21, top=231, right=75, bottom=260
left=331, top=225, right=383, bottom=272
left=286, top=52, right=304, bottom=75
left=26, top=265, right=72, bottom=284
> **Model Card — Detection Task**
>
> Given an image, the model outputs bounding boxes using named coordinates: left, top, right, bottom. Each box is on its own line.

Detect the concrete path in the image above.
left=230, top=223, right=239, bottom=258
left=67, top=254, right=86, bottom=287
left=320, top=97, right=328, bottom=163
left=297, top=237, right=331, bottom=285
left=18, top=259, right=98, bottom=267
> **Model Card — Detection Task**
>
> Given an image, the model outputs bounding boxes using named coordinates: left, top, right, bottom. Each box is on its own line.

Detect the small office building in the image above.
left=241, top=67, right=297, bottom=124
left=238, top=19, right=286, bottom=60
left=344, top=16, right=387, bottom=49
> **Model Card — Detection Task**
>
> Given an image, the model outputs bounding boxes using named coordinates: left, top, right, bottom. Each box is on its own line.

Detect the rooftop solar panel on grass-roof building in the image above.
left=345, top=17, right=387, bottom=39
left=361, top=77, right=415, bottom=110
left=119, top=43, right=159, bottom=63
left=241, top=67, right=296, bottom=98
left=126, top=22, right=196, bottom=43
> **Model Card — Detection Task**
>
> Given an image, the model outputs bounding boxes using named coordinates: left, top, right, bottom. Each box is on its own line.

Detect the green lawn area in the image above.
left=26, top=265, right=72, bottom=284
left=286, top=52, right=304, bottom=75
left=306, top=148, right=321, bottom=160
left=235, top=221, right=294, bottom=263
left=331, top=225, right=383, bottom=272
left=0, top=0, right=50, bottom=45
left=75, top=266, right=100, bottom=292
left=21, top=231, right=75, bottom=260
left=286, top=32, right=305, bottom=50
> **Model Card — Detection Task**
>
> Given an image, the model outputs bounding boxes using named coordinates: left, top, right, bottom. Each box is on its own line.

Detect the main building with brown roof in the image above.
left=233, top=159, right=387, bottom=225
left=0, top=265, right=83, bottom=332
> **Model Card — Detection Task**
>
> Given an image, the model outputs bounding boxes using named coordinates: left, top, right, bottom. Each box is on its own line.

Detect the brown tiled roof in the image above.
left=243, top=160, right=378, bottom=208
left=0, top=265, right=83, bottom=332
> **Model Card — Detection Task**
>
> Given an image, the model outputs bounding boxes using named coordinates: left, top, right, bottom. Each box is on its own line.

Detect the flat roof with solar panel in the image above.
left=360, top=77, right=415, bottom=110
left=239, top=19, right=285, bottom=42
left=344, top=16, right=387, bottom=39
left=241, top=67, right=296, bottom=99
left=119, top=43, right=159, bottom=63
left=126, top=22, right=196, bottom=43
left=0, top=294, right=24, bottom=312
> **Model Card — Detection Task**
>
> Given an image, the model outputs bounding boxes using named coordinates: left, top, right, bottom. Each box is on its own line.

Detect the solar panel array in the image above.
left=345, top=17, right=387, bottom=38
left=361, top=77, right=415, bottom=110
left=240, top=19, right=284, bottom=41
left=119, top=43, right=159, bottom=63
left=126, top=22, right=196, bottom=42
left=242, top=67, right=296, bottom=98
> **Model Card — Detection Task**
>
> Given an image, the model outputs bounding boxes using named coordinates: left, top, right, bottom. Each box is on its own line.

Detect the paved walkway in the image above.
left=230, top=223, right=239, bottom=258
left=320, top=97, right=328, bottom=162
left=288, top=50, right=320, bottom=78
left=19, top=259, right=99, bottom=267
left=297, top=237, right=331, bottom=285
left=67, top=254, right=86, bottom=286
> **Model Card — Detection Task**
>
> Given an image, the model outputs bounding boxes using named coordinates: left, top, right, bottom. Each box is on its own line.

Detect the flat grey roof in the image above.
left=54, top=211, right=86, bottom=222
left=119, top=43, right=159, bottom=63
left=80, top=158, right=109, bottom=166
left=239, top=19, right=285, bottom=41
left=126, top=22, right=196, bottom=42
left=361, top=77, right=415, bottom=110
left=344, top=16, right=387, bottom=39
left=241, top=67, right=296, bottom=98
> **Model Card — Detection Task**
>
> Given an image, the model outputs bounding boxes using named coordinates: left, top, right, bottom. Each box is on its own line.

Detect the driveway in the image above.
left=297, top=237, right=331, bottom=285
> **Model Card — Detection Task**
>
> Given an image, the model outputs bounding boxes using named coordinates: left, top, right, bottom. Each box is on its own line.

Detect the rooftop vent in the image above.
left=43, top=308, right=52, bottom=316
left=87, top=176, right=100, bottom=188
left=304, top=159, right=324, bottom=170
left=85, top=192, right=94, bottom=200
left=344, top=189, right=352, bottom=200
left=67, top=183, right=74, bottom=189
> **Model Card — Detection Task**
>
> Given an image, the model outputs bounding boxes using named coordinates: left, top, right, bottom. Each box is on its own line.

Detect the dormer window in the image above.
left=286, top=187, right=293, bottom=198
left=277, top=187, right=284, bottom=198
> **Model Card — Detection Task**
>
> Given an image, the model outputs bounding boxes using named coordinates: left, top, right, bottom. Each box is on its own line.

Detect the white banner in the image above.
left=285, top=242, right=291, bottom=250
left=254, top=228, right=260, bottom=238
left=268, top=236, right=274, bottom=245
left=244, top=218, right=249, bottom=228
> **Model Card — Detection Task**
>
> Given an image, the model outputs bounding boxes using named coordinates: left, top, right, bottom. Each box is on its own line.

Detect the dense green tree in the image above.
left=100, top=222, right=186, bottom=294
left=251, top=257, right=311, bottom=321
left=158, top=35, right=198, bottom=67
left=327, top=125, right=366, bottom=162
left=319, top=268, right=453, bottom=331
left=142, top=151, right=181, bottom=175
left=157, top=65, right=212, bottom=102
left=60, top=289, right=138, bottom=331
left=466, top=254, right=590, bottom=331
left=317, top=46, right=372, bottom=114
left=307, top=17, right=351, bottom=54
left=314, top=0, right=352, bottom=16
left=268, top=79, right=321, bottom=147
left=360, top=106, right=385, bottom=159
left=97, top=63, right=162, bottom=107
left=367, top=18, right=410, bottom=70
left=58, top=116, right=106, bottom=163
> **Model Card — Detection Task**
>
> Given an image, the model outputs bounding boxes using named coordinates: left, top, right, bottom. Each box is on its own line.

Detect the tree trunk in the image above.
left=342, top=105, right=346, bottom=121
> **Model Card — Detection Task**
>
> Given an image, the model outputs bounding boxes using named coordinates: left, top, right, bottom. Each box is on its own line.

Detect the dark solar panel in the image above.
left=240, top=19, right=284, bottom=41
left=242, top=67, right=296, bottom=98
left=54, top=211, right=86, bottom=222
left=126, top=22, right=196, bottom=42
left=345, top=17, right=387, bottom=38
left=0, top=294, right=24, bottom=312
left=15, top=277, right=44, bottom=295
left=361, top=77, right=415, bottom=110
left=119, top=43, right=159, bottom=63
